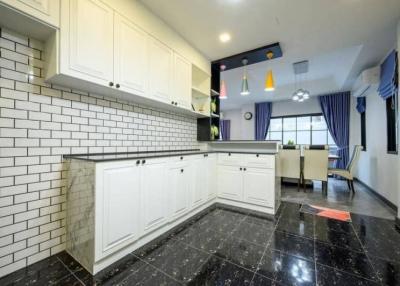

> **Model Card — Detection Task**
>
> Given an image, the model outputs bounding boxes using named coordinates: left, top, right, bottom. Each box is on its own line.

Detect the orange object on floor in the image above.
left=301, top=204, right=351, bottom=222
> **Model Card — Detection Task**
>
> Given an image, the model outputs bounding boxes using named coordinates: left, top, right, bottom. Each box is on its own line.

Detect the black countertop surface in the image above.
left=63, top=149, right=277, bottom=162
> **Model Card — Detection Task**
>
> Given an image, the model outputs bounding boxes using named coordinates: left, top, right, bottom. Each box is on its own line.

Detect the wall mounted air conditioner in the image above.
left=351, top=66, right=380, bottom=97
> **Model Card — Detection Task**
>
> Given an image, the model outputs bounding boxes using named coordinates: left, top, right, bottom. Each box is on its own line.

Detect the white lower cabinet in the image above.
left=68, top=152, right=278, bottom=275
left=169, top=161, right=191, bottom=220
left=243, top=167, right=274, bottom=207
left=217, top=165, right=243, bottom=200
left=99, top=162, right=141, bottom=258
left=140, top=158, right=168, bottom=235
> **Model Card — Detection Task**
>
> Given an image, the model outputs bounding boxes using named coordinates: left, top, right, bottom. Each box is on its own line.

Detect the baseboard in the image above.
left=354, top=178, right=397, bottom=213
left=396, top=217, right=400, bottom=230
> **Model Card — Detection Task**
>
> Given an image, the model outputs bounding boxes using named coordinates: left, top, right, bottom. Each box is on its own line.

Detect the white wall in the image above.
left=350, top=90, right=399, bottom=206
left=222, top=104, right=255, bottom=140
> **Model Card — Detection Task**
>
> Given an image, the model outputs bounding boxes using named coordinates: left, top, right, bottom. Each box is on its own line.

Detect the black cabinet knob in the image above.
left=256, top=154, right=259, bottom=157
left=171, top=101, right=174, bottom=104
left=240, top=167, right=242, bottom=171
left=116, top=83, right=120, bottom=88
left=136, top=160, right=140, bottom=165
left=180, top=156, right=183, bottom=160
left=174, top=102, right=178, bottom=106
left=109, top=82, right=114, bottom=87
left=142, top=160, right=146, bottom=164
left=181, top=169, right=184, bottom=173
left=244, top=168, right=247, bottom=171
left=203, top=154, right=208, bottom=157
left=228, top=153, right=231, bottom=156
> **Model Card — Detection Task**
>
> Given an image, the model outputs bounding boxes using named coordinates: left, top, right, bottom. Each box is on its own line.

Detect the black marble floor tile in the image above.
left=257, top=249, right=316, bottom=286
left=142, top=240, right=210, bottom=283
left=268, top=231, right=315, bottom=261
left=314, top=216, right=353, bottom=234
left=314, top=241, right=378, bottom=281
left=53, top=274, right=84, bottom=286
left=0, top=255, right=72, bottom=286
left=187, top=255, right=256, bottom=286
left=368, top=255, right=400, bottom=286
left=276, top=213, right=314, bottom=239
left=232, top=221, right=274, bottom=247
left=215, top=236, right=265, bottom=272
left=175, top=226, right=227, bottom=254
left=314, top=227, right=363, bottom=252
left=316, top=264, right=380, bottom=286
left=249, top=274, right=276, bottom=286
left=75, top=254, right=144, bottom=285
left=243, top=214, right=277, bottom=229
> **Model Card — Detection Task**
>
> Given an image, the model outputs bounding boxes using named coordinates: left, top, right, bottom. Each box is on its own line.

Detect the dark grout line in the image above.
left=55, top=255, right=86, bottom=286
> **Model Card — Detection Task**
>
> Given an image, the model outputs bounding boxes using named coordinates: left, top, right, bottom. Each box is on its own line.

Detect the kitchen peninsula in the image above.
left=64, top=141, right=280, bottom=274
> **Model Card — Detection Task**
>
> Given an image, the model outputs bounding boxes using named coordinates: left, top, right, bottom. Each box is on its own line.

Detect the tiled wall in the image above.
left=0, top=27, right=199, bottom=277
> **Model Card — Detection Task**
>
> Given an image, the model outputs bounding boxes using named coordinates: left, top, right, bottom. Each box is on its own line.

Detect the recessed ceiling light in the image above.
left=219, top=33, right=231, bottom=43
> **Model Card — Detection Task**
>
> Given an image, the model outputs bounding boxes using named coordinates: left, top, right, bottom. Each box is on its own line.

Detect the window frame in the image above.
left=266, top=113, right=335, bottom=147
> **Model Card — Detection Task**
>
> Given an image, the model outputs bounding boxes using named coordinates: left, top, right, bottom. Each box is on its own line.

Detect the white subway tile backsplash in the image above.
left=0, top=28, right=198, bottom=277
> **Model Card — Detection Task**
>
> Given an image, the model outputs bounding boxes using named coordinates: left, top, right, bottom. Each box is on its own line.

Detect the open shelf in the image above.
left=211, top=89, right=220, bottom=96
left=192, top=86, right=210, bottom=98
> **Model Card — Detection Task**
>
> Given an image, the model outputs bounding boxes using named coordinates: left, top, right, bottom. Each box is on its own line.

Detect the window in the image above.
left=360, top=111, right=366, bottom=151
left=266, top=114, right=336, bottom=148
left=386, top=95, right=397, bottom=153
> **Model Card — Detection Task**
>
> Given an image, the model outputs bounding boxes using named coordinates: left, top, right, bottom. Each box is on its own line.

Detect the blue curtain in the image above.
left=220, top=120, right=231, bottom=140
left=255, top=102, right=272, bottom=140
left=378, top=50, right=397, bottom=100
left=356, top=97, right=366, bottom=113
left=319, top=92, right=350, bottom=169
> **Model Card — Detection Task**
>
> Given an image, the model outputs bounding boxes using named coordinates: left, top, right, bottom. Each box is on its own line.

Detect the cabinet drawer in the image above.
left=217, top=153, right=242, bottom=166
left=245, top=154, right=275, bottom=169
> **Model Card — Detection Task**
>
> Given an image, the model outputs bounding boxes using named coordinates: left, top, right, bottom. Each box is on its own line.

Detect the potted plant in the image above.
left=210, top=125, right=219, bottom=140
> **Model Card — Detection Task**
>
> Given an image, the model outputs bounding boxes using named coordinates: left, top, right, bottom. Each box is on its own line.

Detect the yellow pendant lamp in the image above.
left=264, top=51, right=275, bottom=92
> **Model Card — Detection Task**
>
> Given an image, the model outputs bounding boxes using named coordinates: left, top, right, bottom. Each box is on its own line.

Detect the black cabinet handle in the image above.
left=171, top=101, right=174, bottom=104
left=240, top=167, right=242, bottom=171
left=180, top=156, right=183, bottom=160
left=181, top=169, right=184, bottom=173
left=244, top=168, right=247, bottom=171
left=109, top=82, right=114, bottom=87
left=203, top=154, right=208, bottom=157
left=228, top=153, right=231, bottom=156
left=142, top=160, right=146, bottom=164
left=136, top=160, right=140, bottom=165
left=174, top=102, right=178, bottom=106
left=116, top=83, right=120, bottom=88
left=256, top=154, right=259, bottom=157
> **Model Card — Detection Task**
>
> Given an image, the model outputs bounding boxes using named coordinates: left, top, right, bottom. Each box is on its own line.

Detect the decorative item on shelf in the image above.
left=210, top=125, right=219, bottom=140
left=292, top=60, right=310, bottom=102
left=287, top=140, right=295, bottom=145
left=220, top=64, right=227, bottom=100
left=240, top=58, right=250, bottom=96
left=264, top=51, right=275, bottom=92
left=210, top=98, right=217, bottom=113
left=244, top=111, right=253, bottom=120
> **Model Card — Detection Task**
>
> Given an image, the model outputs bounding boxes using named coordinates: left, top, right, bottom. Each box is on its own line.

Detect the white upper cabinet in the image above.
left=140, top=158, right=168, bottom=235
left=243, top=168, right=274, bottom=207
left=100, top=163, right=141, bottom=258
left=173, top=53, right=192, bottom=109
left=114, top=13, right=148, bottom=97
left=0, top=0, right=60, bottom=27
left=63, top=0, right=114, bottom=86
left=147, top=37, right=173, bottom=103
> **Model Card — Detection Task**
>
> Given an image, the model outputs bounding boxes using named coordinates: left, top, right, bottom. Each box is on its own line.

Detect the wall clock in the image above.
left=244, top=112, right=253, bottom=120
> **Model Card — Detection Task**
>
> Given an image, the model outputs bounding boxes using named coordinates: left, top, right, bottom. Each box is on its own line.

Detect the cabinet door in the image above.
left=169, top=162, right=190, bottom=220
left=173, top=53, right=192, bottom=109
left=101, top=164, right=140, bottom=255
left=67, top=0, right=113, bottom=85
left=114, top=13, right=148, bottom=97
left=217, top=165, right=243, bottom=200
left=140, top=159, right=168, bottom=234
left=207, top=154, right=217, bottom=199
left=243, top=168, right=274, bottom=207
left=191, top=157, right=208, bottom=208
left=148, top=37, right=173, bottom=103
left=1, top=0, right=60, bottom=27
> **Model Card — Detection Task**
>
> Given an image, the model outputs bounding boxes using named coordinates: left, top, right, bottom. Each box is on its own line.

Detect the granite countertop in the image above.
left=63, top=149, right=277, bottom=162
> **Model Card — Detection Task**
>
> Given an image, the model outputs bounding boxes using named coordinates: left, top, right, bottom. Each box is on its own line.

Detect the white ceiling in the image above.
left=140, top=0, right=400, bottom=109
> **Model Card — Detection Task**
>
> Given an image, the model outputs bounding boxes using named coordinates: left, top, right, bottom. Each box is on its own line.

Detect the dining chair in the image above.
left=278, top=145, right=301, bottom=191
left=303, top=145, right=329, bottom=195
left=328, top=145, right=362, bottom=194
